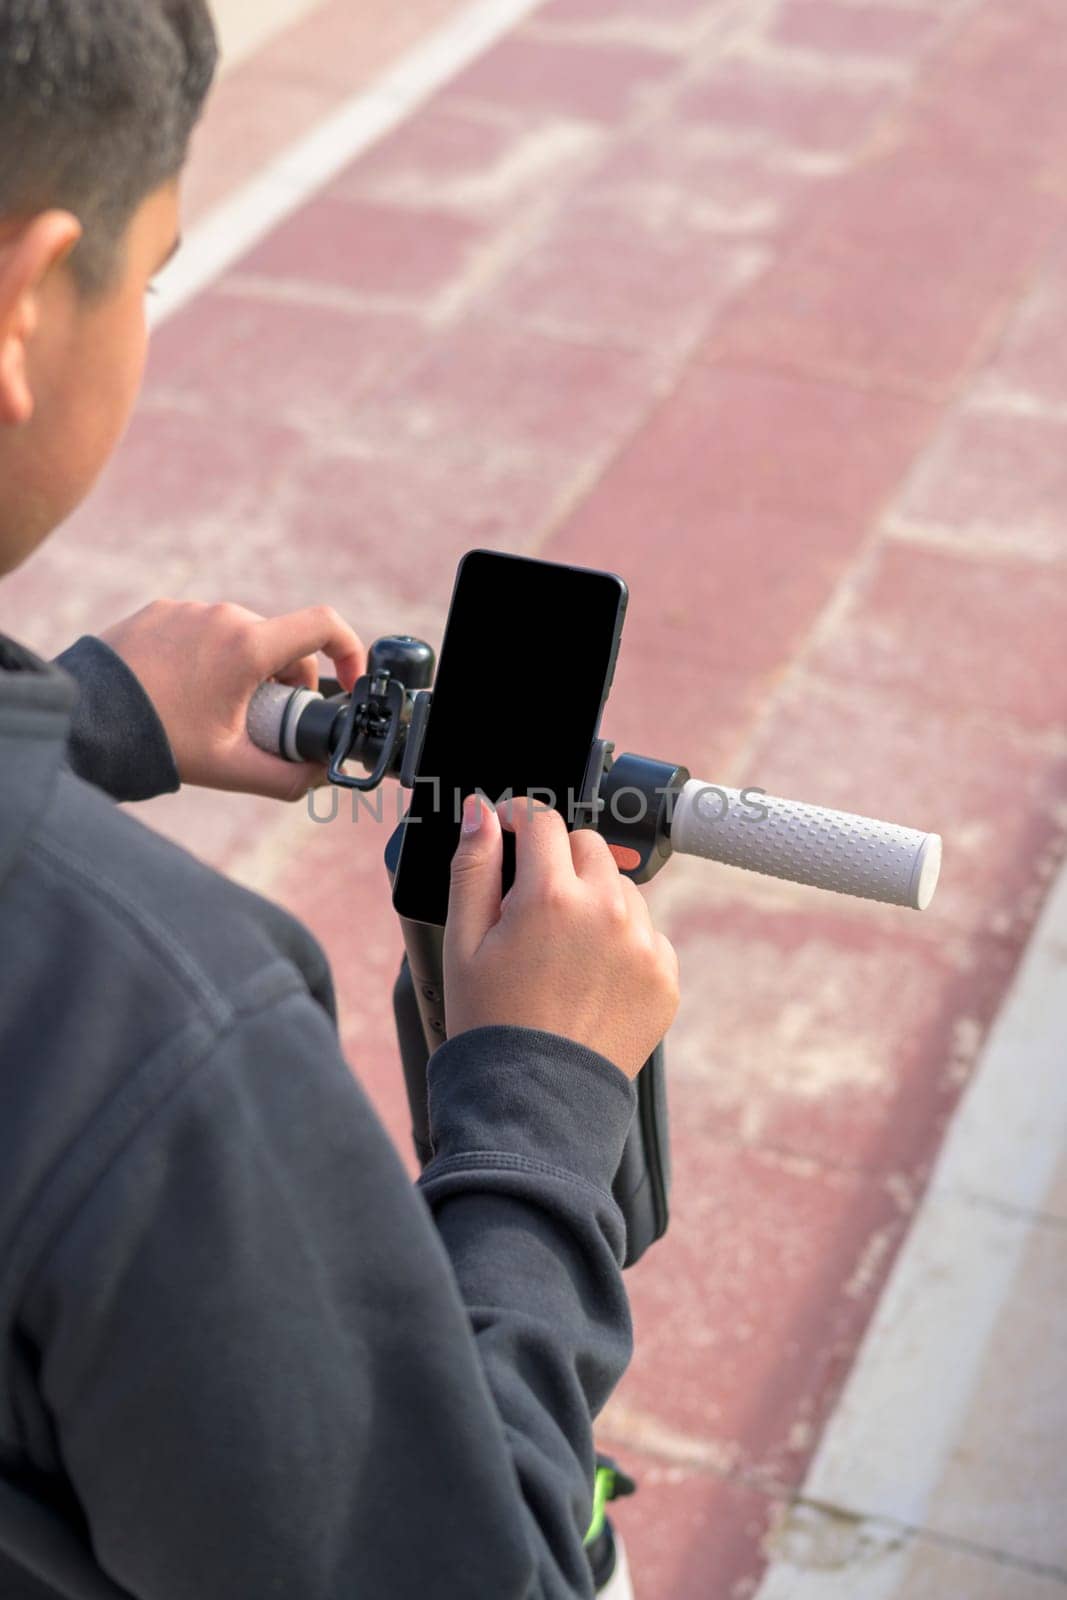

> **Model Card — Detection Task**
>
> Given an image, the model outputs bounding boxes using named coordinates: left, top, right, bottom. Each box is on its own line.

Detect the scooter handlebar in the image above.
left=247, top=683, right=942, bottom=909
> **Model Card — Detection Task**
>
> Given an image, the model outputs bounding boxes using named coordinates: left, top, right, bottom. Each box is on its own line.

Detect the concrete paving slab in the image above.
left=754, top=861, right=1067, bottom=1594
left=778, top=1189, right=1044, bottom=1530
left=761, top=1505, right=1067, bottom=1600
left=922, top=1217, right=1067, bottom=1571
left=927, top=865, right=1067, bottom=1219
left=1043, top=1148, right=1067, bottom=1227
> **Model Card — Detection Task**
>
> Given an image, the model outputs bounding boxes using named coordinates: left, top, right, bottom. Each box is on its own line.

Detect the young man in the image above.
left=0, top=4, right=680, bottom=1597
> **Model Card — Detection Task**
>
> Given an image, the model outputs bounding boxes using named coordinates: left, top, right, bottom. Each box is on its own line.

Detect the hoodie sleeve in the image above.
left=21, top=991, right=637, bottom=1600
left=53, top=635, right=180, bottom=801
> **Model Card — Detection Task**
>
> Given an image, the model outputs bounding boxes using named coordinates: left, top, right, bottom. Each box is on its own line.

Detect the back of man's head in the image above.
left=0, top=0, right=218, bottom=294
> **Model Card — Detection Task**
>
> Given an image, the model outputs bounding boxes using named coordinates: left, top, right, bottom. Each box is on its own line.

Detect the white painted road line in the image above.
left=152, top=0, right=549, bottom=330
left=755, top=858, right=1067, bottom=1596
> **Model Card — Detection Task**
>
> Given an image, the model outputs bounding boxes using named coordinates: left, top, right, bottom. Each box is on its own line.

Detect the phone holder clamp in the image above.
left=325, top=636, right=435, bottom=791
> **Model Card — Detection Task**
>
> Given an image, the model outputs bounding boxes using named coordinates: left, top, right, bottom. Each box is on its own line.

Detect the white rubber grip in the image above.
left=246, top=681, right=322, bottom=762
left=670, top=779, right=941, bottom=910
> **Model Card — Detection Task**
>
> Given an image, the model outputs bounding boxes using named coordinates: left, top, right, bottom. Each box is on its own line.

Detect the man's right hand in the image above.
left=443, top=794, right=680, bottom=1082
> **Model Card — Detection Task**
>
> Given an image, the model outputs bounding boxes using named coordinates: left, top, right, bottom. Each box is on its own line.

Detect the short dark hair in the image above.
left=0, top=0, right=218, bottom=292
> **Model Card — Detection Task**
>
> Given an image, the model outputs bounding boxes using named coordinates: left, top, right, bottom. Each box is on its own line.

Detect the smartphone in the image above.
left=391, top=549, right=628, bottom=926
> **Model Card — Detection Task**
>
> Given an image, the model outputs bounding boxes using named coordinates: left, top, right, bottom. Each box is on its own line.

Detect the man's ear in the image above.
left=0, top=211, right=82, bottom=427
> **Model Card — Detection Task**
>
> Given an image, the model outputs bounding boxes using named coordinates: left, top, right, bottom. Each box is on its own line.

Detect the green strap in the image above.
left=583, top=1465, right=615, bottom=1547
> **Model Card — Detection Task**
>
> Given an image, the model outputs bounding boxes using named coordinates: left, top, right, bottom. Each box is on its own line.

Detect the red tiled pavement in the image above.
left=245, top=0, right=471, bottom=97
left=237, top=194, right=488, bottom=303
left=184, top=71, right=337, bottom=220
left=906, top=0, right=1067, bottom=186
left=976, top=224, right=1067, bottom=409
left=444, top=33, right=678, bottom=125
left=806, top=541, right=1067, bottom=731
left=543, top=364, right=937, bottom=770
left=768, top=0, right=946, bottom=67
left=707, top=137, right=1060, bottom=398
left=348, top=309, right=662, bottom=466
left=183, top=0, right=475, bottom=222
left=535, top=0, right=725, bottom=26
left=660, top=898, right=1018, bottom=1177
left=672, top=56, right=898, bottom=160
left=144, top=285, right=427, bottom=443
left=606, top=1137, right=908, bottom=1486
left=485, top=190, right=767, bottom=361
left=43, top=405, right=305, bottom=571
left=552, top=363, right=937, bottom=529
left=326, top=99, right=601, bottom=220
left=274, top=445, right=565, bottom=613
left=890, top=404, right=1067, bottom=563
left=592, top=1443, right=777, bottom=1600
left=578, top=120, right=811, bottom=240
left=16, top=0, right=1067, bottom=1595
left=741, top=674, right=1067, bottom=947
left=3, top=530, right=182, bottom=660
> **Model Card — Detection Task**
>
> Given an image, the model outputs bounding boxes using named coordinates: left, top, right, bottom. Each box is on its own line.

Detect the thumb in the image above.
left=446, top=794, right=502, bottom=958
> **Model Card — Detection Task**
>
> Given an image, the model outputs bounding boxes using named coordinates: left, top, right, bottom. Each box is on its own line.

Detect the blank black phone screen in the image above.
left=391, top=549, right=627, bottom=926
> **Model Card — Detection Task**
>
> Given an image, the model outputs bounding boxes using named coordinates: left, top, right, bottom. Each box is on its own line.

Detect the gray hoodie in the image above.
left=0, top=632, right=637, bottom=1599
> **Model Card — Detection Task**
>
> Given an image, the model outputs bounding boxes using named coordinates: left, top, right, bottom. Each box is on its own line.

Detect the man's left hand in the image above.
left=99, top=599, right=366, bottom=800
